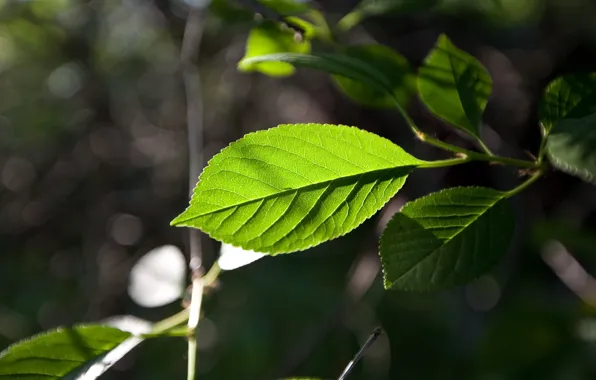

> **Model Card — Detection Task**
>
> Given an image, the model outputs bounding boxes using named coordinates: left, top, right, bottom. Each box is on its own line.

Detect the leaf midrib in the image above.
left=173, top=165, right=415, bottom=225
left=447, top=52, right=482, bottom=133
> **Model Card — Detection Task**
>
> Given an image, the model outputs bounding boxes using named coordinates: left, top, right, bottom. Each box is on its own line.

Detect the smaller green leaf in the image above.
left=332, top=44, right=415, bottom=108
left=418, top=34, right=492, bottom=138
left=380, top=187, right=514, bottom=291
left=546, top=113, right=596, bottom=182
left=539, top=73, right=596, bottom=134
left=172, top=123, right=426, bottom=254
left=239, top=20, right=313, bottom=77
left=0, top=325, right=131, bottom=379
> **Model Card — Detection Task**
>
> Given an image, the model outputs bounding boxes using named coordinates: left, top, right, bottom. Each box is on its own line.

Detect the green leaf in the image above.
left=0, top=325, right=131, bottom=379
left=239, top=52, right=398, bottom=98
left=172, top=123, right=426, bottom=254
left=331, top=44, right=415, bottom=108
left=239, top=20, right=313, bottom=77
left=418, top=34, right=492, bottom=138
left=380, top=187, right=514, bottom=291
left=539, top=73, right=596, bottom=134
left=546, top=113, right=596, bottom=182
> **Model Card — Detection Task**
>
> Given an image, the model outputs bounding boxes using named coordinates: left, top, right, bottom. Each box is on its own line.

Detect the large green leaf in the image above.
left=539, top=73, right=596, bottom=134
left=331, top=44, right=415, bottom=108
left=238, top=20, right=313, bottom=77
left=418, top=34, right=492, bottom=139
left=171, top=124, right=425, bottom=254
left=239, top=52, right=398, bottom=100
left=546, top=113, right=596, bottom=182
left=380, top=187, right=514, bottom=291
left=0, top=325, right=131, bottom=379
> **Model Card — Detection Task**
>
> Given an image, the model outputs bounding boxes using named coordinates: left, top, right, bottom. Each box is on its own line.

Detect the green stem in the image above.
left=506, top=170, right=544, bottom=197
left=202, top=261, right=221, bottom=287
left=417, top=132, right=475, bottom=155
left=141, top=327, right=189, bottom=339
left=418, top=157, right=472, bottom=168
left=389, top=96, right=481, bottom=156
left=466, top=153, right=540, bottom=169
left=475, top=137, right=494, bottom=156
left=537, top=124, right=549, bottom=164
left=151, top=308, right=190, bottom=335
left=188, top=337, right=197, bottom=380
left=147, top=262, right=222, bottom=339
left=389, top=96, right=539, bottom=169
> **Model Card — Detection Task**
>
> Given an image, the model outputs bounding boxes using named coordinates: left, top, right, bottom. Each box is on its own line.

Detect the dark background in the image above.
left=2, top=0, right=596, bottom=379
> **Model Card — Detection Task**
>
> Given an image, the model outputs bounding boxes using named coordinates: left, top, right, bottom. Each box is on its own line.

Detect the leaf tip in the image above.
left=437, top=33, right=451, bottom=45
left=170, top=212, right=187, bottom=227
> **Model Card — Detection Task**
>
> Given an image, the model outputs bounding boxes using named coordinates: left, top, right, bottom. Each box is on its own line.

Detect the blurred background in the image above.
left=2, top=0, right=596, bottom=379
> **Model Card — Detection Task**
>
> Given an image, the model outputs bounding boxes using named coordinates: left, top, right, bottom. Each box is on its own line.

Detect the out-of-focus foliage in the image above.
left=3, top=0, right=596, bottom=379
left=239, top=20, right=313, bottom=76
left=331, top=44, right=415, bottom=108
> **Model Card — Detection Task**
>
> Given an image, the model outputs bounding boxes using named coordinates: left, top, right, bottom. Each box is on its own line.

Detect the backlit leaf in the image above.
left=418, top=34, right=492, bottom=138
left=332, top=44, right=415, bottom=108
left=539, top=73, right=596, bottom=134
left=0, top=325, right=131, bottom=379
left=380, top=187, right=514, bottom=291
left=546, top=112, right=596, bottom=182
left=172, top=124, right=425, bottom=254
left=239, top=20, right=313, bottom=77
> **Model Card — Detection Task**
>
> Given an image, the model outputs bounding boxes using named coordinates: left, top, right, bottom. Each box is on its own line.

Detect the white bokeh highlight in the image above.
left=218, top=243, right=265, bottom=271
left=128, top=245, right=186, bottom=307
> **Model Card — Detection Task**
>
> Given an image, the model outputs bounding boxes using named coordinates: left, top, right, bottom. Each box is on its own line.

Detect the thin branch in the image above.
left=181, top=8, right=205, bottom=276
left=542, top=240, right=596, bottom=306
left=181, top=6, right=206, bottom=380
left=337, top=327, right=383, bottom=380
